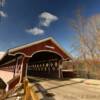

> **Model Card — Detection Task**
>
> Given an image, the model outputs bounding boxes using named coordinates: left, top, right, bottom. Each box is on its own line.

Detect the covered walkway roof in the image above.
left=0, top=37, right=72, bottom=66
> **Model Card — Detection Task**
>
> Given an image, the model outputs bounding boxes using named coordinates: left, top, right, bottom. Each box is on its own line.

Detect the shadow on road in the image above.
left=35, top=83, right=55, bottom=100
left=47, top=81, right=84, bottom=91
left=28, top=77, right=84, bottom=100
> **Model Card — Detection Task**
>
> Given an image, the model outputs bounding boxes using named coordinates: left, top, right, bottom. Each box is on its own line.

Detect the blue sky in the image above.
left=0, top=0, right=100, bottom=56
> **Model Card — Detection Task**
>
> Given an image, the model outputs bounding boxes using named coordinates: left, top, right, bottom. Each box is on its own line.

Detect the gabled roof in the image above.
left=0, top=37, right=73, bottom=66
left=9, top=37, right=53, bottom=53
left=8, top=37, right=72, bottom=59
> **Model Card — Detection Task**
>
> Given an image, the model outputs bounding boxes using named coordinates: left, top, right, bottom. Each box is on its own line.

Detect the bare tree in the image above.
left=70, top=9, right=100, bottom=79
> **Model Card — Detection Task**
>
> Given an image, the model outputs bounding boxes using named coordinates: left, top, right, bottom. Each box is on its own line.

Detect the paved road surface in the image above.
left=35, top=78, right=100, bottom=100
left=4, top=77, right=100, bottom=100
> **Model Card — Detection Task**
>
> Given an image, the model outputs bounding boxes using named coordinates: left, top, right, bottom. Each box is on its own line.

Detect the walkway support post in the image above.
left=58, top=60, right=63, bottom=79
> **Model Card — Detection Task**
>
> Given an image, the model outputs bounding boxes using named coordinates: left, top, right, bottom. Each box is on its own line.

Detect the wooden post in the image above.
left=23, top=78, right=39, bottom=100
left=19, top=56, right=24, bottom=83
left=24, top=86, right=31, bottom=100
left=29, top=86, right=39, bottom=100
left=13, top=57, right=19, bottom=77
left=25, top=63, right=28, bottom=79
left=20, top=57, right=30, bottom=82
left=23, top=78, right=28, bottom=94
left=58, top=60, right=63, bottom=79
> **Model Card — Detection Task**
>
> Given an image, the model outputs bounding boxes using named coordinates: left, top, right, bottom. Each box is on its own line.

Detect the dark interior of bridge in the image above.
left=28, top=51, right=61, bottom=65
left=27, top=51, right=62, bottom=78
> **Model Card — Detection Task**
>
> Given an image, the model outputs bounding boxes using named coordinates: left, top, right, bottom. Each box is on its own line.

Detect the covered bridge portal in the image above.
left=0, top=37, right=74, bottom=82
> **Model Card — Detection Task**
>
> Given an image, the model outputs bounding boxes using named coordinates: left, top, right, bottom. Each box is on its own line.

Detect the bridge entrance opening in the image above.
left=27, top=51, right=62, bottom=78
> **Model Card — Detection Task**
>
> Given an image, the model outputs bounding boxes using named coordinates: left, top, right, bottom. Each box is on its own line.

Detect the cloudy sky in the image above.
left=0, top=0, right=100, bottom=56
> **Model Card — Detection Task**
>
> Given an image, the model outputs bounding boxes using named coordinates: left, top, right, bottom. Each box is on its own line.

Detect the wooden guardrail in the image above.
left=23, top=78, right=39, bottom=100
left=0, top=75, right=20, bottom=100
left=7, top=75, right=20, bottom=91
left=0, top=77, right=39, bottom=100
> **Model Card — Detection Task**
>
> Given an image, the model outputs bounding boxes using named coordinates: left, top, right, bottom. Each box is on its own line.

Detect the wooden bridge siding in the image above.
left=5, top=39, right=72, bottom=80
left=0, top=56, right=26, bottom=79
left=9, top=40, right=69, bottom=60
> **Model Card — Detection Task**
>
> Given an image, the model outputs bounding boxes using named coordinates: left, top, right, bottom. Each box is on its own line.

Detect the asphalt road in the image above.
left=35, top=78, right=100, bottom=100
left=4, top=77, right=100, bottom=100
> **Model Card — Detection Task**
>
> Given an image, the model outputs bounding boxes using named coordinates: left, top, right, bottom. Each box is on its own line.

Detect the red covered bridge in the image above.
left=0, top=37, right=74, bottom=83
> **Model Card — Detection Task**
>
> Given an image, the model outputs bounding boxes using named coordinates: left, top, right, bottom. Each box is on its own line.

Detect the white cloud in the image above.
left=39, top=12, right=58, bottom=27
left=26, top=12, right=58, bottom=36
left=26, top=27, right=44, bottom=35
left=0, top=0, right=5, bottom=7
left=0, top=10, right=7, bottom=18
